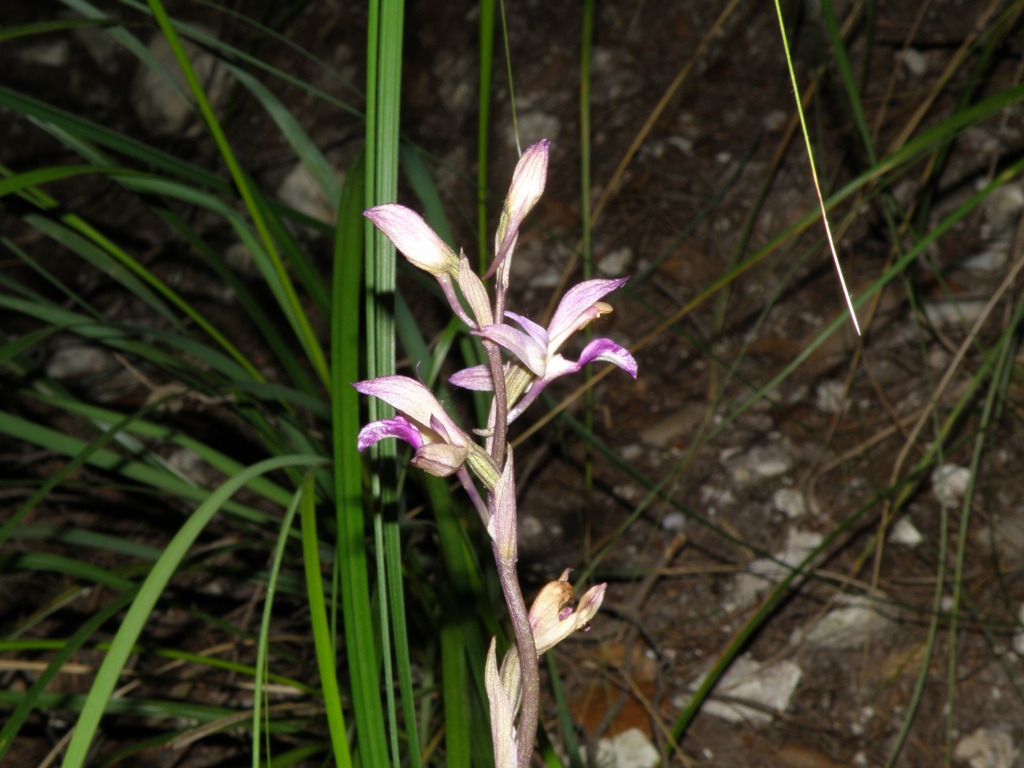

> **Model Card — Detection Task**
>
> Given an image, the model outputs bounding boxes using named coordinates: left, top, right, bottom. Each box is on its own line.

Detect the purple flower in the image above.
left=529, top=569, right=606, bottom=655
left=364, top=206, right=491, bottom=328
left=450, top=277, right=637, bottom=422
left=492, top=140, right=549, bottom=277
left=353, top=376, right=471, bottom=478
left=364, top=205, right=458, bottom=278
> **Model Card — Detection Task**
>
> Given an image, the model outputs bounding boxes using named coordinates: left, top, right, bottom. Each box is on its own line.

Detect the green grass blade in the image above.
left=299, top=470, right=352, bottom=768
left=252, top=484, right=305, bottom=768
left=229, top=64, right=342, bottom=208
left=331, top=151, right=389, bottom=764
left=58, top=453, right=325, bottom=768
left=544, top=655, right=576, bottom=768
left=364, top=0, right=405, bottom=764
left=441, top=614, right=471, bottom=768
left=476, top=0, right=495, bottom=270
left=144, top=0, right=329, bottom=388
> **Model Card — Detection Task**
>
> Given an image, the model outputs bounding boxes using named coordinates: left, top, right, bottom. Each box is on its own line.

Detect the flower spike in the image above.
left=355, top=140, right=627, bottom=768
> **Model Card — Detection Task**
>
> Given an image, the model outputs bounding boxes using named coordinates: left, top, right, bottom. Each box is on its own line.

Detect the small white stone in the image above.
left=688, top=654, right=802, bottom=726
left=168, top=448, right=208, bottom=484
left=21, top=39, right=70, bottom=67
left=665, top=135, right=694, bottom=154
left=225, top=242, right=260, bottom=277
left=661, top=511, right=686, bottom=532
left=1011, top=631, right=1024, bottom=657
left=277, top=162, right=341, bottom=225
left=924, top=299, right=987, bottom=326
left=889, top=516, right=924, bottom=547
left=961, top=249, right=1008, bottom=273
left=727, top=529, right=822, bottom=611
left=598, top=247, right=633, bottom=277
left=929, top=347, right=952, bottom=370
left=815, top=380, right=847, bottom=413
left=762, top=109, right=788, bottom=132
left=620, top=443, right=644, bottom=462
left=898, top=48, right=928, bottom=77
left=984, top=183, right=1024, bottom=225
left=583, top=728, right=659, bottom=768
left=721, top=445, right=792, bottom=485
left=520, top=515, right=543, bottom=538
left=613, top=484, right=642, bottom=503
left=932, top=464, right=972, bottom=508
left=642, top=403, right=707, bottom=448
left=133, top=30, right=232, bottom=137
left=46, top=345, right=116, bottom=381
left=772, top=488, right=806, bottom=519
left=954, top=728, right=1015, bottom=768
left=851, top=705, right=875, bottom=736
left=1011, top=603, right=1024, bottom=656
left=796, top=595, right=896, bottom=650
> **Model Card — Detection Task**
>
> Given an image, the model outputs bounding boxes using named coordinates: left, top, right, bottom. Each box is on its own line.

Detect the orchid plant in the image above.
left=354, top=139, right=637, bottom=768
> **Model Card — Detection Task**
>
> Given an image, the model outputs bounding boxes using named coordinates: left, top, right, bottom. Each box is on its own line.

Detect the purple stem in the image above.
left=456, top=466, right=489, bottom=526
left=484, top=274, right=539, bottom=766
left=493, top=534, right=539, bottom=768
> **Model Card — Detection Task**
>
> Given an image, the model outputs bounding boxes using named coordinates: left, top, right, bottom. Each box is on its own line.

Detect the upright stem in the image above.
left=484, top=339, right=509, bottom=466
left=484, top=286, right=538, bottom=765
left=494, top=544, right=539, bottom=768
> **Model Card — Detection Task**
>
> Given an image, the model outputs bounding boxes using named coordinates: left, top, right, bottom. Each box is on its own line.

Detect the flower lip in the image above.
left=547, top=277, right=629, bottom=352
left=356, top=415, right=423, bottom=452
left=352, top=375, right=466, bottom=446
left=352, top=376, right=472, bottom=477
left=527, top=570, right=607, bottom=656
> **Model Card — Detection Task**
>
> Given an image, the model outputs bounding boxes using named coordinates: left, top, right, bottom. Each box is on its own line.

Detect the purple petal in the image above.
left=356, top=416, right=424, bottom=451
left=474, top=323, right=548, bottom=377
left=436, top=273, right=477, bottom=329
left=502, top=340, right=636, bottom=424
left=492, top=140, right=550, bottom=271
left=364, top=204, right=458, bottom=276
left=352, top=376, right=464, bottom=444
left=507, top=141, right=549, bottom=223
left=504, top=311, right=549, bottom=346
left=576, top=338, right=638, bottom=379
left=458, top=254, right=493, bottom=328
left=449, top=365, right=495, bottom=391
left=412, top=442, right=469, bottom=477
left=506, top=380, right=546, bottom=423
left=548, top=277, right=629, bottom=351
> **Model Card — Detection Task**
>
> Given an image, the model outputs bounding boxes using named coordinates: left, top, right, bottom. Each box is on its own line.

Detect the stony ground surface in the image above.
left=4, top=0, right=1024, bottom=766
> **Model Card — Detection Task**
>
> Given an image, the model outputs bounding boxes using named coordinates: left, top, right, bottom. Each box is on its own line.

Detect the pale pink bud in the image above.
left=365, top=204, right=459, bottom=277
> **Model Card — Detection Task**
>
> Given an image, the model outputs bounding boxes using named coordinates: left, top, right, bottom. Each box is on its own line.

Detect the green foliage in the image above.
left=0, top=2, right=485, bottom=766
